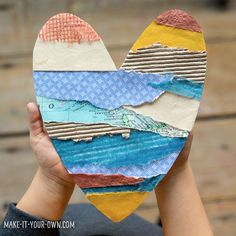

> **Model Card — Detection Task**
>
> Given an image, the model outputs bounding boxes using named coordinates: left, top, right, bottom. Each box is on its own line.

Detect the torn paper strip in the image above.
left=86, top=191, right=149, bottom=222
left=52, top=131, right=186, bottom=169
left=125, top=93, right=200, bottom=131
left=33, top=70, right=171, bottom=109
left=82, top=175, right=164, bottom=194
left=122, top=43, right=207, bottom=83
left=67, top=151, right=179, bottom=178
left=73, top=174, right=144, bottom=188
left=38, top=13, right=101, bottom=44
left=131, top=21, right=206, bottom=52
left=37, top=96, right=188, bottom=138
left=149, top=78, right=203, bottom=100
left=155, top=9, right=202, bottom=32
left=44, top=122, right=130, bottom=142
left=33, top=40, right=116, bottom=71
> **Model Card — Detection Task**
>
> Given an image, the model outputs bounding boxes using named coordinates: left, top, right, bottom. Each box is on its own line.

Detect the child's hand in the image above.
left=155, top=133, right=193, bottom=195
left=162, top=133, right=193, bottom=182
left=27, top=102, right=74, bottom=187
left=155, top=134, right=214, bottom=236
left=16, top=103, right=75, bottom=220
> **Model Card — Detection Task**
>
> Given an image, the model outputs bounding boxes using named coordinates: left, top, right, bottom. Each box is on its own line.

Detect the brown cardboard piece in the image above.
left=44, top=122, right=130, bottom=142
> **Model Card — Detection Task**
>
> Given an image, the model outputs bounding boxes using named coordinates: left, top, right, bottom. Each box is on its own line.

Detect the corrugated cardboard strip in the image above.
left=122, top=43, right=207, bottom=82
left=44, top=122, right=130, bottom=142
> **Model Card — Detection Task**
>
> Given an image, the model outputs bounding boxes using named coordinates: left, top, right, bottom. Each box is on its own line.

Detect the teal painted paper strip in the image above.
left=149, top=77, right=203, bottom=100
left=52, top=131, right=186, bottom=169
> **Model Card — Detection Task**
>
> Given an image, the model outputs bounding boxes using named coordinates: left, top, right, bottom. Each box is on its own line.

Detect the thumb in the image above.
left=27, top=102, right=44, bottom=137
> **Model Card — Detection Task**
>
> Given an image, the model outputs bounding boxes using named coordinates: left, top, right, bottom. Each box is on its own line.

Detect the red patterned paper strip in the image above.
left=156, top=9, right=202, bottom=33
left=73, top=173, right=144, bottom=188
left=38, top=13, right=101, bottom=43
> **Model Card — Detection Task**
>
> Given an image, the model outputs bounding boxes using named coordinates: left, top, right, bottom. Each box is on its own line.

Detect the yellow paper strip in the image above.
left=131, top=21, right=206, bottom=52
left=87, top=191, right=149, bottom=222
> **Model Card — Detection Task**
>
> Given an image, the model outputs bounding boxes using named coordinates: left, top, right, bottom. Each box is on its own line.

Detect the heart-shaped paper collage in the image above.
left=33, top=9, right=207, bottom=222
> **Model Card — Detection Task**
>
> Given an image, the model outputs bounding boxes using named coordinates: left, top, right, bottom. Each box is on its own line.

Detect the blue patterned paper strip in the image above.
left=34, top=70, right=171, bottom=109
left=82, top=175, right=165, bottom=194
left=52, top=131, right=186, bottom=169
left=67, top=151, right=179, bottom=178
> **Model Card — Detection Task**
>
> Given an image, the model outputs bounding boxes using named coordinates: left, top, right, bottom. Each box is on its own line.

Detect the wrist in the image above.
left=156, top=162, right=191, bottom=193
left=17, top=168, right=74, bottom=220
left=38, top=167, right=75, bottom=194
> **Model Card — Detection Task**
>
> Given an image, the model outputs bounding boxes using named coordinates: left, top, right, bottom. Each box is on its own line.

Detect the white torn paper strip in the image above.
left=33, top=40, right=116, bottom=71
left=125, top=92, right=199, bottom=131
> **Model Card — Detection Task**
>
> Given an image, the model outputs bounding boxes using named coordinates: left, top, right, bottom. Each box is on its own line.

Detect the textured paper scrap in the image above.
left=38, top=13, right=100, bottom=43
left=44, top=122, right=130, bottom=142
left=82, top=175, right=165, bottom=194
left=122, top=43, right=207, bottom=83
left=156, top=9, right=202, bottom=32
left=73, top=174, right=144, bottom=188
left=125, top=92, right=200, bottom=131
left=52, top=131, right=186, bottom=169
left=67, top=152, right=179, bottom=178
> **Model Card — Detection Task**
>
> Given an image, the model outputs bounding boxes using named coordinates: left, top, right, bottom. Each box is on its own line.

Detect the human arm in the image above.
left=16, top=103, right=74, bottom=220
left=16, top=103, right=75, bottom=221
left=0, top=102, right=74, bottom=235
left=155, top=134, right=214, bottom=236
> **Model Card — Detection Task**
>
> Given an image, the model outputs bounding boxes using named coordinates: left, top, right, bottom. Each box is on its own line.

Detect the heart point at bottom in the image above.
left=86, top=191, right=149, bottom=222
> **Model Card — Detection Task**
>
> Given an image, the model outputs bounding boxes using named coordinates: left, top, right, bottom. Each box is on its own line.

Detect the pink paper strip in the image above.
left=38, top=13, right=101, bottom=43
left=156, top=9, right=202, bottom=33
